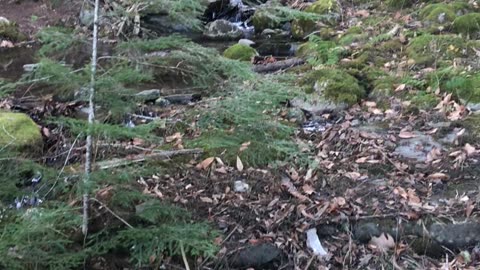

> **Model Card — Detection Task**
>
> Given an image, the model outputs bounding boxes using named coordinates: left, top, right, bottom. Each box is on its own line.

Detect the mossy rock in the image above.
left=419, top=4, right=457, bottom=24
left=386, top=0, right=415, bottom=9
left=406, top=34, right=478, bottom=66
left=251, top=9, right=282, bottom=33
left=291, top=0, right=340, bottom=39
left=223, top=44, right=258, bottom=61
left=453, top=13, right=480, bottom=36
left=303, top=69, right=365, bottom=105
left=0, top=18, right=26, bottom=42
left=0, top=112, right=42, bottom=152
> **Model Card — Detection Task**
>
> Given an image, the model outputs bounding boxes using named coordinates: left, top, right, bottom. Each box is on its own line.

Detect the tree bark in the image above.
left=83, top=0, right=100, bottom=236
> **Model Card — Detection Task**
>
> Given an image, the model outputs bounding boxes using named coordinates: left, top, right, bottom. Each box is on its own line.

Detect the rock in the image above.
left=429, top=222, right=480, bottom=249
left=291, top=0, right=341, bottom=39
left=155, top=98, right=171, bottom=107
left=142, top=14, right=194, bottom=34
left=204, top=0, right=253, bottom=22
left=251, top=8, right=283, bottom=33
left=229, top=243, right=282, bottom=268
left=233, top=180, right=249, bottom=192
left=203, top=19, right=243, bottom=40
left=394, top=133, right=443, bottom=162
left=238, top=38, right=255, bottom=46
left=134, top=89, right=162, bottom=102
left=79, top=6, right=95, bottom=27
left=223, top=44, right=257, bottom=61
left=0, top=112, right=42, bottom=151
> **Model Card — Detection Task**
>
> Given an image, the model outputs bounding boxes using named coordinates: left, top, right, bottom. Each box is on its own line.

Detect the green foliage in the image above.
left=410, top=91, right=438, bottom=110
left=36, top=27, right=82, bottom=56
left=0, top=206, right=86, bottom=270
left=386, top=0, right=414, bottom=9
left=139, top=0, right=206, bottom=31
left=0, top=20, right=25, bottom=41
left=419, top=3, right=457, bottom=23
left=296, top=36, right=345, bottom=66
left=188, top=76, right=304, bottom=166
left=223, top=44, right=257, bottom=61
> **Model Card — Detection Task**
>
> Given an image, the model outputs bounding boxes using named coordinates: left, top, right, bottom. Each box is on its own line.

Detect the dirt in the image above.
left=1, top=0, right=80, bottom=39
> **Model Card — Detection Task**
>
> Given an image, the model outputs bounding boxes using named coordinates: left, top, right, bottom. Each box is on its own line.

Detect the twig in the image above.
left=180, top=242, right=191, bottom=270
left=303, top=255, right=316, bottom=270
left=90, top=198, right=134, bottom=229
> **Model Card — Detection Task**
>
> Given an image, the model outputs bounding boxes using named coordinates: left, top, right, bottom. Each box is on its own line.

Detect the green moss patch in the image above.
left=453, top=13, right=480, bottom=36
left=223, top=44, right=258, bottom=61
left=0, top=20, right=26, bottom=41
left=0, top=112, right=42, bottom=152
left=303, top=69, right=366, bottom=105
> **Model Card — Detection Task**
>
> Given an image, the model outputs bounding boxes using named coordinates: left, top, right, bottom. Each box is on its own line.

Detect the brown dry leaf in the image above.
left=365, top=101, right=377, bottom=107
left=196, top=157, right=215, bottom=170
left=236, top=156, right=244, bottom=172
left=297, top=204, right=315, bottom=219
left=466, top=202, right=475, bottom=217
left=305, top=168, right=314, bottom=181
left=132, top=137, right=144, bottom=146
left=448, top=104, right=466, bottom=121
left=302, top=184, right=315, bottom=195
left=393, top=186, right=408, bottom=200
left=281, top=176, right=310, bottom=202
left=426, top=148, right=442, bottom=163
left=0, top=40, right=14, bottom=48
left=464, top=143, right=476, bottom=156
left=239, top=141, right=251, bottom=152
left=42, top=127, right=50, bottom=137
left=345, top=171, right=361, bottom=180
left=425, top=128, right=438, bottom=135
left=215, top=157, right=225, bottom=166
left=153, top=184, right=163, bottom=198
left=215, top=167, right=228, bottom=174
left=200, top=197, right=213, bottom=203
left=355, top=157, right=368, bottom=163
left=427, top=172, right=449, bottom=180
left=407, top=188, right=421, bottom=203
left=166, top=132, right=182, bottom=143
left=355, top=9, right=370, bottom=17
left=395, top=84, right=406, bottom=92
left=369, top=233, right=395, bottom=252
left=399, top=130, right=417, bottom=139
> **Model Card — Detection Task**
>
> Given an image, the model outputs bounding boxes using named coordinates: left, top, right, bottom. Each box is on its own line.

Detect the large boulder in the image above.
left=203, top=19, right=243, bottom=40
left=0, top=112, right=42, bottom=152
left=291, top=0, right=341, bottom=39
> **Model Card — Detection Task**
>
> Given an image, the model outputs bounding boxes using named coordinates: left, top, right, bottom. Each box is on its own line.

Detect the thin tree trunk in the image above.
left=83, top=0, right=100, bottom=236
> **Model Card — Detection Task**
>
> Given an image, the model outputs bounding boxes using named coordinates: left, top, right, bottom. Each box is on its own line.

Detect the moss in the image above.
left=305, top=0, right=340, bottom=14
left=444, top=74, right=480, bottom=103
left=0, top=20, right=26, bottom=41
left=222, top=44, right=258, bottom=61
left=251, top=9, right=282, bottom=33
left=453, top=13, right=480, bottom=36
left=291, top=19, right=316, bottom=39
left=338, top=32, right=369, bottom=46
left=410, top=91, right=439, bottom=110
left=406, top=34, right=477, bottom=66
left=303, top=69, right=365, bottom=105
left=420, top=4, right=457, bottom=23
left=386, top=0, right=414, bottom=9
left=0, top=112, right=42, bottom=152
left=291, top=0, right=340, bottom=39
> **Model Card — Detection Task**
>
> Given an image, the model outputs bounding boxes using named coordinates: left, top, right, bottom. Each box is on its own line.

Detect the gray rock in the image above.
left=394, top=133, right=443, bottom=162
left=203, top=19, right=243, bottom=40
left=135, top=89, right=162, bottom=102
left=229, top=243, right=282, bottom=268
left=0, top=16, right=10, bottom=25
left=155, top=97, right=171, bottom=107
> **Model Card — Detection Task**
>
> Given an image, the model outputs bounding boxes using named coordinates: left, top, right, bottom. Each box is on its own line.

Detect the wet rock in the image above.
left=0, top=112, right=42, bottom=151
left=251, top=8, right=283, bottom=33
left=142, top=14, right=194, bottom=34
left=255, top=40, right=297, bottom=57
left=430, top=222, right=480, bottom=249
left=135, top=89, right=162, bottom=102
left=229, top=243, right=282, bottom=268
left=233, top=180, right=249, bottom=193
left=394, top=133, right=443, bottom=162
left=204, top=19, right=243, bottom=40
left=204, top=0, right=253, bottom=22
left=155, top=98, right=171, bottom=107
left=354, top=223, right=382, bottom=243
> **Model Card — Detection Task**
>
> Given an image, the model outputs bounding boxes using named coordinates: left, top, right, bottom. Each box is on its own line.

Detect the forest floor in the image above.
left=2, top=0, right=480, bottom=270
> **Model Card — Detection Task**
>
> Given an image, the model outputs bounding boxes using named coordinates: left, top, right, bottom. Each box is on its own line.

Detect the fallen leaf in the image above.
left=464, top=143, right=476, bottom=156
left=281, top=175, right=310, bottom=202
left=0, top=40, right=14, bottom=48
left=466, top=202, right=475, bottom=217
left=302, top=184, right=315, bottom=195
left=355, top=157, right=368, bottom=163
left=395, top=84, right=406, bottom=92
left=355, top=9, right=370, bottom=17
left=239, top=141, right=251, bottom=152
left=427, top=172, right=449, bottom=180
left=305, top=168, right=314, bottom=181
left=399, top=131, right=417, bottom=139
left=369, top=233, right=395, bottom=252
left=196, top=157, right=215, bottom=170
left=236, top=156, right=244, bottom=172
left=345, top=171, right=361, bottom=180
left=166, top=132, right=182, bottom=143
left=200, top=197, right=213, bottom=203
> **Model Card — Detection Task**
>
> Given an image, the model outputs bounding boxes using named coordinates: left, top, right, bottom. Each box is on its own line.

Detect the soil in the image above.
left=1, top=0, right=80, bottom=39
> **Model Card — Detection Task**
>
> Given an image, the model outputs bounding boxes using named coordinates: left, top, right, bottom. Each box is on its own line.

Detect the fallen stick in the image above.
left=95, top=148, right=203, bottom=170
left=252, top=58, right=305, bottom=73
